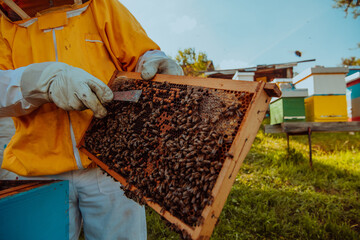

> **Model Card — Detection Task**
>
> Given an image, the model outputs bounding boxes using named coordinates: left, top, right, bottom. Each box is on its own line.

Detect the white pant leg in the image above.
left=66, top=171, right=83, bottom=240
left=73, top=168, right=147, bottom=240
left=0, top=117, right=18, bottom=180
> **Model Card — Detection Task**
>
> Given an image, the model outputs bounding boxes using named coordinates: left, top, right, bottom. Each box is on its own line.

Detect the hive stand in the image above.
left=265, top=122, right=360, bottom=168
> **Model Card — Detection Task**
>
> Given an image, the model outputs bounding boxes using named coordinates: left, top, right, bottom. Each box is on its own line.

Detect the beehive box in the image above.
left=270, top=97, right=306, bottom=125
left=293, top=66, right=348, bottom=96
left=232, top=71, right=255, bottom=81
left=305, top=95, right=348, bottom=122
left=79, top=71, right=280, bottom=239
left=346, top=72, right=360, bottom=121
left=0, top=180, right=69, bottom=239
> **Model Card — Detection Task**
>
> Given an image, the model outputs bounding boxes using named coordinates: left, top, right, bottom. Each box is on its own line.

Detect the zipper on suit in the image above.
left=51, top=28, right=84, bottom=170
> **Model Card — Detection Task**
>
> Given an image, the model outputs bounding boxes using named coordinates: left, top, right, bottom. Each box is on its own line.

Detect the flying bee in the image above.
left=295, top=50, right=302, bottom=57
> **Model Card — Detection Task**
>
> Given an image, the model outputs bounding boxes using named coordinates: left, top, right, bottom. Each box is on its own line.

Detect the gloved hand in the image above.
left=136, top=50, right=184, bottom=80
left=21, top=62, right=113, bottom=118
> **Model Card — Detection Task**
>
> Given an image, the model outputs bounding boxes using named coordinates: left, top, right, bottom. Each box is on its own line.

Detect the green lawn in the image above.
left=147, top=120, right=360, bottom=239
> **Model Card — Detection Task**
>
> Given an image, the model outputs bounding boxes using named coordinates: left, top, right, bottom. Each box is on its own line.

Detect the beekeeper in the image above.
left=0, top=0, right=183, bottom=239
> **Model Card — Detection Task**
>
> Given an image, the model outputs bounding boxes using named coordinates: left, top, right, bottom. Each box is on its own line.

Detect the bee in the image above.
left=218, top=135, right=224, bottom=145
left=295, top=50, right=302, bottom=57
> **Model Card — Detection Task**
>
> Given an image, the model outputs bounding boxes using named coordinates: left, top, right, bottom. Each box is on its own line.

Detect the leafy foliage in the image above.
left=333, top=0, right=360, bottom=18
left=342, top=56, right=360, bottom=66
left=175, top=48, right=210, bottom=77
left=334, top=1, right=360, bottom=66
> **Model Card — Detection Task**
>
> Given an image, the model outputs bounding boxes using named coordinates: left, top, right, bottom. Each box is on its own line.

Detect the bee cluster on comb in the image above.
left=83, top=77, right=254, bottom=237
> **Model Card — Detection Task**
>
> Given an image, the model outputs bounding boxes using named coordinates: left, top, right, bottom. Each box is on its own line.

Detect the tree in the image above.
left=175, top=48, right=212, bottom=77
left=334, top=1, right=360, bottom=66
left=342, top=56, right=360, bottom=66
left=333, top=0, right=360, bottom=18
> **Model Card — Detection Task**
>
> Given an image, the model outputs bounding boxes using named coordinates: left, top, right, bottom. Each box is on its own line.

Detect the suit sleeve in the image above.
left=0, top=33, right=36, bottom=117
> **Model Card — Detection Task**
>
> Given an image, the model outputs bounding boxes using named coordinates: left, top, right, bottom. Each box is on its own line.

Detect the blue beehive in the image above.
left=346, top=72, right=360, bottom=121
left=0, top=180, right=69, bottom=240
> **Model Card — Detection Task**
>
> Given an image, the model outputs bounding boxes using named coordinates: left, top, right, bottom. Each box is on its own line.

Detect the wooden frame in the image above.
left=79, top=71, right=280, bottom=239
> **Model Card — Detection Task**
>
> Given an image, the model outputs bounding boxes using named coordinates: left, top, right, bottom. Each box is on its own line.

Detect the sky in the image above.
left=120, top=0, right=360, bottom=75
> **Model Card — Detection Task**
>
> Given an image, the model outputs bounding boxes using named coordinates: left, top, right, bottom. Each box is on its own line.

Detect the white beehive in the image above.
left=271, top=78, right=308, bottom=102
left=232, top=71, right=255, bottom=81
left=293, top=66, right=348, bottom=96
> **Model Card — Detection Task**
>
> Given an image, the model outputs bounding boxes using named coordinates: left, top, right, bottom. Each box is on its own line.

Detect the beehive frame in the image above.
left=0, top=180, right=58, bottom=199
left=79, top=71, right=280, bottom=239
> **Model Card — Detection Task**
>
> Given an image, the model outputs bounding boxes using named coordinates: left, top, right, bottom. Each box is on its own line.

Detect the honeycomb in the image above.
left=84, top=77, right=253, bottom=227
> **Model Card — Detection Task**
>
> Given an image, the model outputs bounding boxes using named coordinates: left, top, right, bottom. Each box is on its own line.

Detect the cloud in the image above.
left=169, top=15, right=197, bottom=34
left=218, top=59, right=252, bottom=70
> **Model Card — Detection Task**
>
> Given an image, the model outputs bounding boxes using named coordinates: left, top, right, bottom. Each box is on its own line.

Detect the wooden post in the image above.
left=308, top=127, right=313, bottom=168
left=286, top=133, right=290, bottom=153
left=2, top=0, right=30, bottom=20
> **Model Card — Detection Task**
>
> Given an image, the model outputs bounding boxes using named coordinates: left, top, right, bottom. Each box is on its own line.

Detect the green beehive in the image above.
left=270, top=97, right=306, bottom=125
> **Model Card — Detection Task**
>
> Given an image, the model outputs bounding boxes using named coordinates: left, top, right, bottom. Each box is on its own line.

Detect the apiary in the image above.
left=79, top=71, right=280, bottom=239
left=346, top=72, right=360, bottom=121
left=0, top=180, right=69, bottom=239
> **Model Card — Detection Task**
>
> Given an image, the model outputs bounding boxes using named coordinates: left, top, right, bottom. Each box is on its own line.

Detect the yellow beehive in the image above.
left=305, top=95, right=348, bottom=122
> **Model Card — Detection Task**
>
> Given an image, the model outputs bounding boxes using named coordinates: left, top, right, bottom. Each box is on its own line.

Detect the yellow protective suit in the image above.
left=0, top=0, right=160, bottom=176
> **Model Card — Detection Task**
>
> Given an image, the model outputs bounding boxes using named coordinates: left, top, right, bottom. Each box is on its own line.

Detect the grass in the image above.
left=146, top=119, right=360, bottom=239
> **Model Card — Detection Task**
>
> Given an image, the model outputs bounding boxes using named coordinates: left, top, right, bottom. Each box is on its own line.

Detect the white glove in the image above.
left=21, top=62, right=113, bottom=118
left=136, top=50, right=184, bottom=80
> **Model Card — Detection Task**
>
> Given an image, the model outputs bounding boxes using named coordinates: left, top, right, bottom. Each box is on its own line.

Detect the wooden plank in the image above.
left=2, top=0, right=30, bottom=20
left=264, top=82, right=282, bottom=97
left=265, top=122, right=360, bottom=134
left=281, top=122, right=360, bottom=133
left=0, top=182, right=40, bottom=198
left=0, top=181, right=57, bottom=199
left=115, top=71, right=259, bottom=93
left=264, top=124, right=283, bottom=134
